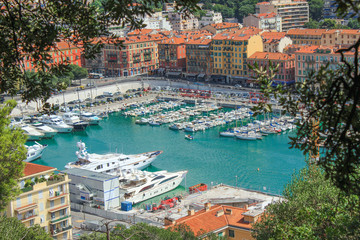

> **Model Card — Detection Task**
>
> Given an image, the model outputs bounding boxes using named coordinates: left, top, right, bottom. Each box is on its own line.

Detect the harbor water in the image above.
left=31, top=110, right=305, bottom=197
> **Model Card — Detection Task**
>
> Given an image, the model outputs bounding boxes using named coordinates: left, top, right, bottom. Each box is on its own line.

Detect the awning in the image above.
left=198, top=74, right=205, bottom=78
left=166, top=72, right=182, bottom=76
left=185, top=73, right=198, bottom=77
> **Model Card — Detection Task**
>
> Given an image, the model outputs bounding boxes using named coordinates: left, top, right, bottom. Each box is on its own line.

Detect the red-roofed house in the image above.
left=243, top=12, right=282, bottom=32
left=286, top=28, right=327, bottom=45
left=248, top=51, right=295, bottom=86
left=202, top=22, right=241, bottom=35
left=185, top=37, right=213, bottom=78
left=321, top=29, right=360, bottom=46
left=4, top=162, right=72, bottom=239
left=294, top=45, right=355, bottom=82
left=261, top=31, right=293, bottom=52
left=166, top=203, right=262, bottom=239
left=158, top=36, right=187, bottom=73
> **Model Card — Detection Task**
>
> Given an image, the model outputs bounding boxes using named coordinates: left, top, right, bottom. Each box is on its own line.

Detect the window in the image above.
left=28, top=194, right=32, bottom=204
left=39, top=190, right=43, bottom=199
left=30, top=219, right=34, bottom=226
left=50, top=200, right=54, bottom=208
left=16, top=198, right=21, bottom=208
left=39, top=202, right=44, bottom=211
left=61, top=197, right=65, bottom=205
left=51, top=212, right=55, bottom=219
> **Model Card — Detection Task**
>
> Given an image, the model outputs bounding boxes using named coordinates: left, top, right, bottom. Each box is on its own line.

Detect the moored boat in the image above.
left=25, top=142, right=48, bottom=162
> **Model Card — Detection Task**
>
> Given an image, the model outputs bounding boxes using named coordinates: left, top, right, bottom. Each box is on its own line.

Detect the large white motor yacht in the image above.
left=118, top=169, right=188, bottom=204
left=62, top=112, right=89, bottom=131
left=31, top=122, right=58, bottom=139
left=39, top=115, right=73, bottom=133
left=25, top=142, right=48, bottom=162
left=64, top=141, right=163, bottom=174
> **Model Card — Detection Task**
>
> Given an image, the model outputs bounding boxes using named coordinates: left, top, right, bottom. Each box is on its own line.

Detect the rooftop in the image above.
left=248, top=51, right=294, bottom=60
left=213, top=27, right=261, bottom=41
left=209, top=22, right=239, bottom=30
left=287, top=28, right=328, bottom=36
left=24, top=162, right=55, bottom=177
left=255, top=12, right=277, bottom=18
left=62, top=168, right=118, bottom=182
left=257, top=1, right=270, bottom=5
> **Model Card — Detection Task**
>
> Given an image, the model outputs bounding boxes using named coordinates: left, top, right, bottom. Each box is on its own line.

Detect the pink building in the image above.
left=158, top=36, right=187, bottom=74
left=247, top=51, right=295, bottom=85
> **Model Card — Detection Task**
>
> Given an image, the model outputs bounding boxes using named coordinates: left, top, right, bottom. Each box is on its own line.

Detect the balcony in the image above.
left=15, top=202, right=38, bottom=214
left=50, top=214, right=71, bottom=224
left=48, top=192, right=69, bottom=201
left=20, top=210, right=38, bottom=222
left=51, top=225, right=72, bottom=236
left=46, top=174, right=67, bottom=186
left=48, top=204, right=69, bottom=213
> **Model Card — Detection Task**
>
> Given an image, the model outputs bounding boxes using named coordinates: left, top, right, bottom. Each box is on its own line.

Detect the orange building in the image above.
left=321, top=29, right=360, bottom=46
left=166, top=203, right=263, bottom=239
left=23, top=41, right=82, bottom=72
left=286, top=29, right=327, bottom=45
left=158, top=36, right=187, bottom=74
left=185, top=37, right=213, bottom=78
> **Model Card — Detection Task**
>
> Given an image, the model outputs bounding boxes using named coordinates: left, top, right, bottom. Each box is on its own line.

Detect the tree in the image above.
left=304, top=18, right=320, bottom=28
left=347, top=19, right=360, bottom=29
left=308, top=0, right=324, bottom=21
left=0, top=216, right=51, bottom=239
left=0, top=0, right=199, bottom=105
left=0, top=100, right=27, bottom=211
left=252, top=166, right=360, bottom=239
left=320, top=19, right=337, bottom=28
left=70, top=64, right=88, bottom=80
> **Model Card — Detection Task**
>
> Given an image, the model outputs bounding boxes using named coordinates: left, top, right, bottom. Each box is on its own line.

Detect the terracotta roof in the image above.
left=159, top=36, right=186, bottom=45
left=261, top=32, right=286, bottom=43
left=185, top=37, right=212, bottom=45
left=287, top=28, right=328, bottom=36
left=127, top=29, right=154, bottom=36
left=209, top=22, right=239, bottom=30
left=257, top=1, right=270, bottom=5
left=248, top=51, right=294, bottom=60
left=255, top=12, right=277, bottom=18
left=24, top=162, right=55, bottom=177
left=213, top=27, right=261, bottom=41
left=323, top=29, right=360, bottom=35
left=167, top=205, right=253, bottom=236
left=120, top=34, right=168, bottom=44
left=294, top=45, right=355, bottom=55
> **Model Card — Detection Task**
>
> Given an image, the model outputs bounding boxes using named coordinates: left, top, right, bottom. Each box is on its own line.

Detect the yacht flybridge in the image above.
left=64, top=141, right=163, bottom=174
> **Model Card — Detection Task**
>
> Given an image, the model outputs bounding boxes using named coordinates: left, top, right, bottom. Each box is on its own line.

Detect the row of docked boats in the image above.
left=65, top=141, right=187, bottom=204
left=219, top=117, right=297, bottom=140
left=123, top=100, right=184, bottom=117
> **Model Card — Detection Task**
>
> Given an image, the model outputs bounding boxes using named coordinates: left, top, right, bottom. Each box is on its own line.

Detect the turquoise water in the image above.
left=31, top=111, right=305, bottom=196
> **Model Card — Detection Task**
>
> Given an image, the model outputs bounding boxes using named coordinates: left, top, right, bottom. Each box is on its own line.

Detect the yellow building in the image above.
left=5, top=163, right=72, bottom=240
left=211, top=27, right=263, bottom=84
left=166, top=203, right=263, bottom=240
left=321, top=29, right=360, bottom=46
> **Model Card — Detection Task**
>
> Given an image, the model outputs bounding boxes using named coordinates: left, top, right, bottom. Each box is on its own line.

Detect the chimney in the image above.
left=204, top=202, right=211, bottom=211
left=188, top=209, right=195, bottom=216
left=164, top=217, right=176, bottom=226
left=225, top=208, right=232, bottom=215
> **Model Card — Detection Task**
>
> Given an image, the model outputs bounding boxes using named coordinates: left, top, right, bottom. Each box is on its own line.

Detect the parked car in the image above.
left=95, top=95, right=105, bottom=99
left=106, top=98, right=114, bottom=103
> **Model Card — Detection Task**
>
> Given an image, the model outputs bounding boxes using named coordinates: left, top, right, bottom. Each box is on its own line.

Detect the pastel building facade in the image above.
left=321, top=29, right=360, bottom=46
left=4, top=163, right=72, bottom=240
left=158, top=36, right=187, bottom=72
left=286, top=28, right=327, bottom=45
left=261, top=32, right=293, bottom=53
left=243, top=12, right=282, bottom=32
left=199, top=11, right=223, bottom=28
left=185, top=38, right=212, bottom=76
left=168, top=11, right=199, bottom=31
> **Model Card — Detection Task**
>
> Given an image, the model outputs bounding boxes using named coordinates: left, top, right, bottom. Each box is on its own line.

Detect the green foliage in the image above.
left=0, top=100, right=27, bottom=211
left=319, top=19, right=350, bottom=29
left=308, top=0, right=324, bottom=21
left=304, top=18, right=320, bottom=28
left=252, top=166, right=360, bottom=240
left=213, top=4, right=235, bottom=18
left=347, top=19, right=360, bottom=29
left=0, top=216, right=51, bottom=239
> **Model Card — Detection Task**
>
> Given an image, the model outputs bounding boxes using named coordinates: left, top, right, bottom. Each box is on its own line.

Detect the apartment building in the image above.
left=185, top=37, right=212, bottom=77
left=323, top=0, right=357, bottom=20
left=165, top=203, right=263, bottom=240
left=4, top=163, right=72, bottom=239
left=158, top=36, right=187, bottom=73
left=211, top=27, right=263, bottom=84
left=261, top=32, right=293, bottom=52
left=286, top=28, right=327, bottom=45
left=23, top=41, right=82, bottom=72
left=199, top=11, right=223, bottom=28
left=142, top=12, right=172, bottom=31
left=202, top=22, right=241, bottom=35
left=168, top=11, right=199, bottom=31
left=294, top=45, right=355, bottom=82
left=321, top=29, right=360, bottom=46
left=248, top=52, right=295, bottom=85
left=256, top=0, right=309, bottom=32
left=243, top=12, right=282, bottom=32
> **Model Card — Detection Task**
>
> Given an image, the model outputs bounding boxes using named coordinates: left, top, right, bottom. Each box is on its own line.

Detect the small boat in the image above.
left=62, top=112, right=89, bottom=131
left=185, top=134, right=194, bottom=140
left=219, top=131, right=236, bottom=137
left=235, top=132, right=257, bottom=141
left=189, top=183, right=207, bottom=194
left=135, top=118, right=148, bottom=125
left=20, top=124, right=45, bottom=141
left=148, top=121, right=161, bottom=126
left=25, top=142, right=48, bottom=162
left=78, top=111, right=102, bottom=125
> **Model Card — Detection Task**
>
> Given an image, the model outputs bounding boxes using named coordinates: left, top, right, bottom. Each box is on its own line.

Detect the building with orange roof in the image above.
left=127, top=29, right=157, bottom=36
left=248, top=51, right=295, bottom=85
left=286, top=28, right=327, bottom=45
left=158, top=36, right=187, bottom=73
left=23, top=41, right=82, bottom=72
left=166, top=203, right=263, bottom=239
left=168, top=11, right=199, bottom=31
left=294, top=44, right=355, bottom=82
left=256, top=0, right=309, bottom=32
left=210, top=27, right=263, bottom=84
left=4, top=162, right=72, bottom=239
left=199, top=11, right=223, bottom=28
left=202, top=22, right=241, bottom=35
left=84, top=34, right=167, bottom=77
left=261, top=31, right=293, bottom=52
left=321, top=29, right=360, bottom=46
left=185, top=36, right=213, bottom=78
left=243, top=12, right=282, bottom=32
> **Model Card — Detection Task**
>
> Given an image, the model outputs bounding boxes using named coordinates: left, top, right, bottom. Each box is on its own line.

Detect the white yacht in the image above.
left=31, top=122, right=58, bottom=139
left=118, top=169, right=188, bottom=204
left=62, top=112, right=89, bottom=131
left=78, top=111, right=101, bottom=125
left=25, top=142, right=47, bottom=162
left=39, top=115, right=73, bottom=133
left=21, top=124, right=45, bottom=141
left=64, top=141, right=163, bottom=174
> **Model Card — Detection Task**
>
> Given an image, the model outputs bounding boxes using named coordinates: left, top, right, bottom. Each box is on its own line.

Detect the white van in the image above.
left=103, top=92, right=113, bottom=97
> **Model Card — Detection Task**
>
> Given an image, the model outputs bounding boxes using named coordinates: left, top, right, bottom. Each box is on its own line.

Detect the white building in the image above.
left=243, top=12, right=282, bottom=32
left=199, top=11, right=223, bottom=28
left=63, top=168, right=120, bottom=211
left=142, top=12, right=172, bottom=31
left=168, top=11, right=199, bottom=31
